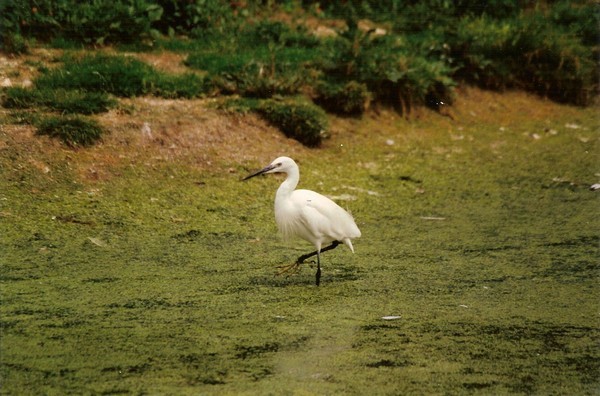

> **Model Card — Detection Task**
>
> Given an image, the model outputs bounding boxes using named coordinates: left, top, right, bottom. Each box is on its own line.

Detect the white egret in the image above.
left=243, top=156, right=361, bottom=286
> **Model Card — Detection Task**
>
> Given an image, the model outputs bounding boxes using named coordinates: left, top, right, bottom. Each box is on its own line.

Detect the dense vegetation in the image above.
left=1, top=0, right=597, bottom=146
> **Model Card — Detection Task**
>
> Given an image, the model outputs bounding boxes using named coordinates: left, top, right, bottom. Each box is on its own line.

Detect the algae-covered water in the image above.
left=1, top=89, right=598, bottom=394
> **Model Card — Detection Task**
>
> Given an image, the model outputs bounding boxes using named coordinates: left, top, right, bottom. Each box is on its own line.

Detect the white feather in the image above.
left=268, top=157, right=361, bottom=253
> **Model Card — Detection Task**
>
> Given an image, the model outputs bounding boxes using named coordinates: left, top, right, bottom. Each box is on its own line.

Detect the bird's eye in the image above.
left=276, top=162, right=282, bottom=167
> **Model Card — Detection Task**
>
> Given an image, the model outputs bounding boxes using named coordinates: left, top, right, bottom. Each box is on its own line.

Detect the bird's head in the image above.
left=242, top=156, right=296, bottom=180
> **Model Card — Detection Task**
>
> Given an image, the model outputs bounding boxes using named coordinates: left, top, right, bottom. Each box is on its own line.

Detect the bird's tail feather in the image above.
left=343, top=238, right=355, bottom=253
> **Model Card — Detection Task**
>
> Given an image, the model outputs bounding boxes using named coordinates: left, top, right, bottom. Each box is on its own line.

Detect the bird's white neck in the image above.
left=276, top=166, right=300, bottom=200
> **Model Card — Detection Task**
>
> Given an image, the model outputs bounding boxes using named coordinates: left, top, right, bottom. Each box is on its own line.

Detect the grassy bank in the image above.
left=1, top=83, right=598, bottom=393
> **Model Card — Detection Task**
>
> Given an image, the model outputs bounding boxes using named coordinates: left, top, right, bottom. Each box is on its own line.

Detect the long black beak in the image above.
left=242, top=164, right=276, bottom=181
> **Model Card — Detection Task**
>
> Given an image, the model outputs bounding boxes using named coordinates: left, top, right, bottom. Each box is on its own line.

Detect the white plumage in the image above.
left=244, top=156, right=361, bottom=285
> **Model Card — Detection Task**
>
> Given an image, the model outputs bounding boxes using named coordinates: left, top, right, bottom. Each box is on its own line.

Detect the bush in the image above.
left=322, top=28, right=455, bottom=114
left=58, top=0, right=163, bottom=45
left=186, top=50, right=267, bottom=75
left=3, top=87, right=117, bottom=114
left=256, top=99, right=328, bottom=147
left=513, top=13, right=596, bottom=105
left=0, top=0, right=162, bottom=46
left=451, top=16, right=519, bottom=88
left=152, top=0, right=235, bottom=37
left=316, top=0, right=521, bottom=22
left=36, top=54, right=158, bottom=97
left=1, top=33, right=29, bottom=55
left=2, top=88, right=38, bottom=109
left=214, top=68, right=307, bottom=98
left=187, top=47, right=313, bottom=98
left=185, top=20, right=320, bottom=99
left=152, top=73, right=213, bottom=98
left=36, top=116, right=105, bottom=147
left=451, top=11, right=597, bottom=105
left=315, top=80, right=371, bottom=115
left=35, top=53, right=212, bottom=99
left=549, top=1, right=600, bottom=47
left=2, top=0, right=595, bottom=110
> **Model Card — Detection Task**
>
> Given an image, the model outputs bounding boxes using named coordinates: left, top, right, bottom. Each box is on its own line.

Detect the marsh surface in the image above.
left=1, top=85, right=598, bottom=394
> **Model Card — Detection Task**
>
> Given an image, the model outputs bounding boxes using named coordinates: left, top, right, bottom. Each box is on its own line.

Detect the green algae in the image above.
left=1, top=98, right=598, bottom=394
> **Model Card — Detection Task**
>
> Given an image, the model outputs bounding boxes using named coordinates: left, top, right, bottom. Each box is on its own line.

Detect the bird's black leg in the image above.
left=315, top=251, right=321, bottom=286
left=297, top=241, right=340, bottom=286
left=277, top=241, right=341, bottom=281
left=296, top=241, right=340, bottom=264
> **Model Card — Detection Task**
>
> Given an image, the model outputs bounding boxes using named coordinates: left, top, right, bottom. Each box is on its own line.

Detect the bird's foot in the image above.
left=275, top=262, right=302, bottom=277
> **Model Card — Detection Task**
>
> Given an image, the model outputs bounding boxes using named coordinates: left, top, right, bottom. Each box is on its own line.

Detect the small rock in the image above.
left=141, top=122, right=152, bottom=138
left=1, top=78, right=12, bottom=87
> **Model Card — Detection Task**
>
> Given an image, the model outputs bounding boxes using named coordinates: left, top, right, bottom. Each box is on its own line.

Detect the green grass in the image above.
left=1, top=88, right=598, bottom=393
left=152, top=73, right=213, bottom=99
left=36, top=115, right=105, bottom=147
left=186, top=46, right=316, bottom=98
left=3, top=87, right=117, bottom=115
left=35, top=53, right=211, bottom=99
left=35, top=53, right=158, bottom=97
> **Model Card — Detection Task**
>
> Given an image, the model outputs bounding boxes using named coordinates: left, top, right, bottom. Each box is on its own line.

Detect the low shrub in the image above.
left=240, top=20, right=320, bottom=49
left=187, top=47, right=313, bottom=98
left=549, top=1, right=600, bottom=47
left=513, top=13, right=596, bottom=105
left=36, top=54, right=158, bottom=97
left=451, top=11, right=597, bottom=105
left=215, top=68, right=307, bottom=98
left=3, top=87, right=117, bottom=115
left=153, top=0, right=235, bottom=37
left=6, top=110, right=40, bottom=125
left=1, top=33, right=29, bottom=55
left=185, top=50, right=267, bottom=76
left=2, top=0, right=595, bottom=112
left=256, top=99, right=328, bottom=147
left=35, top=54, right=212, bottom=99
left=51, top=90, right=117, bottom=114
left=152, top=73, right=213, bottom=99
left=322, top=28, right=455, bottom=114
left=216, top=97, right=261, bottom=114
left=315, top=80, right=371, bottom=115
left=0, top=0, right=162, bottom=46
left=36, top=116, right=105, bottom=147
left=2, top=88, right=38, bottom=109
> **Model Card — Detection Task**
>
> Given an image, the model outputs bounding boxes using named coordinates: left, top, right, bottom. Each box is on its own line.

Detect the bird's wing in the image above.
left=293, top=189, right=361, bottom=241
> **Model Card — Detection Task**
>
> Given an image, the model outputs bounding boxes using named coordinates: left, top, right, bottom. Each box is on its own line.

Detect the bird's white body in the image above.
left=268, top=157, right=360, bottom=251
left=244, top=156, right=361, bottom=285
left=275, top=184, right=361, bottom=253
